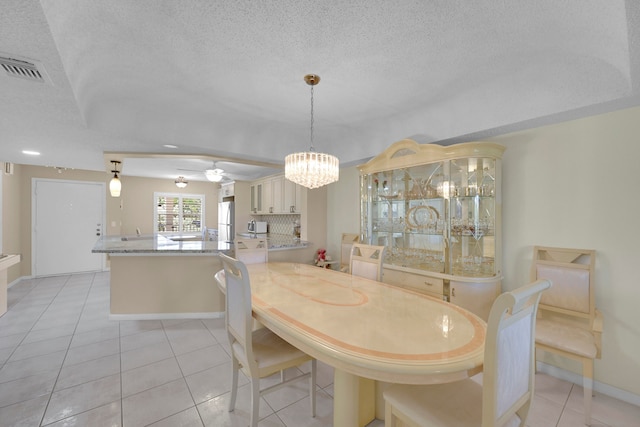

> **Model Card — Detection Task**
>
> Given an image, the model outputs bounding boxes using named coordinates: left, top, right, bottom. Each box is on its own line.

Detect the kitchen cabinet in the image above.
left=358, top=139, right=505, bottom=320
left=250, top=174, right=302, bottom=214
left=283, top=178, right=302, bottom=213
left=271, top=176, right=283, bottom=212
left=218, top=182, right=234, bottom=202
left=250, top=182, right=263, bottom=214
left=251, top=177, right=276, bottom=214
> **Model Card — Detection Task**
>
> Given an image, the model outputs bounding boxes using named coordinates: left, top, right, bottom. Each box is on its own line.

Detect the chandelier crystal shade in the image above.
left=284, top=74, right=339, bottom=189
left=285, top=151, right=339, bottom=189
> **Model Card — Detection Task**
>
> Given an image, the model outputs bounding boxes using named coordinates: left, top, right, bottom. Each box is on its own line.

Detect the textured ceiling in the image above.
left=1, top=0, right=640, bottom=181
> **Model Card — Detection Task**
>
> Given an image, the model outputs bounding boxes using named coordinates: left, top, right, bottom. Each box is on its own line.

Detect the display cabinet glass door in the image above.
left=448, top=157, right=497, bottom=277
left=362, top=157, right=498, bottom=278
left=362, top=161, right=447, bottom=274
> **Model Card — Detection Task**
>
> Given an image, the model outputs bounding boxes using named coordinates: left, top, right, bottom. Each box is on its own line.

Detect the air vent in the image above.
left=0, top=54, right=50, bottom=84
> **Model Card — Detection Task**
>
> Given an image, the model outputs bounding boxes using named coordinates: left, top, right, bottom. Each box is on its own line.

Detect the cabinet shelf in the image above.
left=373, top=196, right=445, bottom=203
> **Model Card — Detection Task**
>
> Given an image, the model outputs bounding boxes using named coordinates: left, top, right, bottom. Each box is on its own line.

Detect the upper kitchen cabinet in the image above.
left=218, top=182, right=234, bottom=202
left=283, top=178, right=302, bottom=213
left=250, top=181, right=263, bottom=214
left=358, top=139, right=505, bottom=320
left=250, top=174, right=303, bottom=214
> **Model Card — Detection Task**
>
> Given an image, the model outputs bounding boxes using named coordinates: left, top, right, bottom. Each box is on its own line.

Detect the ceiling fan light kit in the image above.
left=205, top=168, right=224, bottom=182
left=285, top=74, right=339, bottom=189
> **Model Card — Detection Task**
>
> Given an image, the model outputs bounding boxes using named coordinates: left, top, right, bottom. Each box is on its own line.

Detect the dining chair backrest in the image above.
left=234, top=238, right=268, bottom=264
left=220, top=253, right=256, bottom=373
left=340, top=233, right=360, bottom=272
left=350, top=243, right=386, bottom=281
left=531, top=246, right=596, bottom=322
left=482, top=278, right=551, bottom=426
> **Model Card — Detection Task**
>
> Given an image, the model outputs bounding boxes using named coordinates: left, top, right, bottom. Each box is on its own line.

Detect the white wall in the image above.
left=326, top=106, right=640, bottom=398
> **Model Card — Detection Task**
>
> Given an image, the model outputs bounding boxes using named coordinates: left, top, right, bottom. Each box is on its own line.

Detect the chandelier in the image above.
left=285, top=74, right=339, bottom=189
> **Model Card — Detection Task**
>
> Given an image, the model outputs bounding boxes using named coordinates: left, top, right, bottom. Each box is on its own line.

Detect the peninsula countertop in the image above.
left=92, top=234, right=232, bottom=254
left=235, top=233, right=311, bottom=251
left=93, top=233, right=310, bottom=256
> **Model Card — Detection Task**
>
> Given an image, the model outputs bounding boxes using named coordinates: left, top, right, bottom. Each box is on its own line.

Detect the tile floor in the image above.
left=1, top=272, right=639, bottom=426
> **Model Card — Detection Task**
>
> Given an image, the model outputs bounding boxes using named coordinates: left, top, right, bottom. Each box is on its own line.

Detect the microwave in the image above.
left=248, top=221, right=268, bottom=233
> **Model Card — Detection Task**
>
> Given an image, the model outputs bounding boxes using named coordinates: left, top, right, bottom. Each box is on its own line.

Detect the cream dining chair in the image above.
left=340, top=232, right=360, bottom=272
left=349, top=243, right=386, bottom=281
left=531, top=246, right=601, bottom=426
left=383, top=278, right=551, bottom=427
left=234, top=238, right=268, bottom=332
left=234, top=238, right=268, bottom=264
left=219, top=253, right=317, bottom=427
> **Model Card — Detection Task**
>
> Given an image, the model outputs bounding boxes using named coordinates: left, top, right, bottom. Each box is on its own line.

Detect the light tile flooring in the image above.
left=1, top=272, right=639, bottom=426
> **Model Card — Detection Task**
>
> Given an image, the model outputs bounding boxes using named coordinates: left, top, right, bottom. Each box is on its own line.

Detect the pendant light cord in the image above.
left=309, top=84, right=315, bottom=152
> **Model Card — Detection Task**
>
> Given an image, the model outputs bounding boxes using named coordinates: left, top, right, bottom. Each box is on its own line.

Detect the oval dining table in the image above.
left=215, top=262, right=486, bottom=427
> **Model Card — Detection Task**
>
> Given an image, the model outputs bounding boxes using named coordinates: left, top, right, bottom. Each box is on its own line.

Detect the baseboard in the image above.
left=7, top=275, right=31, bottom=288
left=109, top=312, right=224, bottom=321
left=537, top=361, right=640, bottom=407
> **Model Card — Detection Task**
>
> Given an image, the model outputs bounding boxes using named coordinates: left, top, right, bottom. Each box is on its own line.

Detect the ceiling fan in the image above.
left=204, top=163, right=225, bottom=182
left=178, top=161, right=229, bottom=183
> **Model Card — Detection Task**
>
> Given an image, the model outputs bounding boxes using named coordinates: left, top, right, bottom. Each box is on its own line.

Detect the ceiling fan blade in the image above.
left=176, top=168, right=205, bottom=172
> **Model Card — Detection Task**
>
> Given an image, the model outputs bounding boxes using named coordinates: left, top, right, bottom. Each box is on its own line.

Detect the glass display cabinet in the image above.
left=358, top=139, right=505, bottom=320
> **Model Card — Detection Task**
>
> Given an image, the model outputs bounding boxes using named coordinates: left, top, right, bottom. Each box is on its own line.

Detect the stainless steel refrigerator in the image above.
left=217, top=199, right=235, bottom=243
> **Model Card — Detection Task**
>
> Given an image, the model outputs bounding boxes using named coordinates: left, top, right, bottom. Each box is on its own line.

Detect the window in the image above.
left=154, top=193, right=205, bottom=233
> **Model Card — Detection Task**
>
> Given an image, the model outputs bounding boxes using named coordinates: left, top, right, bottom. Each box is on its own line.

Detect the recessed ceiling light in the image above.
left=22, top=150, right=40, bottom=155
left=163, top=144, right=178, bottom=149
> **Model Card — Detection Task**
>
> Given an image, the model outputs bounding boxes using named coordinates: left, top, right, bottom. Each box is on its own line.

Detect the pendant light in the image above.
left=175, top=176, right=188, bottom=188
left=109, top=160, right=121, bottom=197
left=285, top=74, right=339, bottom=189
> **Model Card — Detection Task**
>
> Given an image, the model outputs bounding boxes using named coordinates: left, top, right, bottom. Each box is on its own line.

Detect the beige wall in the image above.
left=493, top=107, right=640, bottom=398
left=326, top=106, right=640, bottom=398
left=113, top=175, right=218, bottom=236
left=301, top=185, right=328, bottom=262
left=1, top=165, right=221, bottom=279
left=326, top=166, right=361, bottom=259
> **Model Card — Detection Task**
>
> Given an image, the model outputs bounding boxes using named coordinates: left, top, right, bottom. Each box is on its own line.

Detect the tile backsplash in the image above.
left=258, top=214, right=300, bottom=235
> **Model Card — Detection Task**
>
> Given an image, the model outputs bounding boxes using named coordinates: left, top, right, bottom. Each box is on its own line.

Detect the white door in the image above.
left=33, top=179, right=105, bottom=276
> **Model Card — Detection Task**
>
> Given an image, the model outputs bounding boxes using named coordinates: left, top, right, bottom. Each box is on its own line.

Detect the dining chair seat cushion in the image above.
left=536, top=318, right=598, bottom=358
left=232, top=328, right=312, bottom=378
left=384, top=378, right=521, bottom=427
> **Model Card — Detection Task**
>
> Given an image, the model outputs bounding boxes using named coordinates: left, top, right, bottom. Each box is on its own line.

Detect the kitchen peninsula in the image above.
left=93, top=233, right=314, bottom=319
left=0, top=254, right=20, bottom=316
left=93, top=234, right=232, bottom=319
